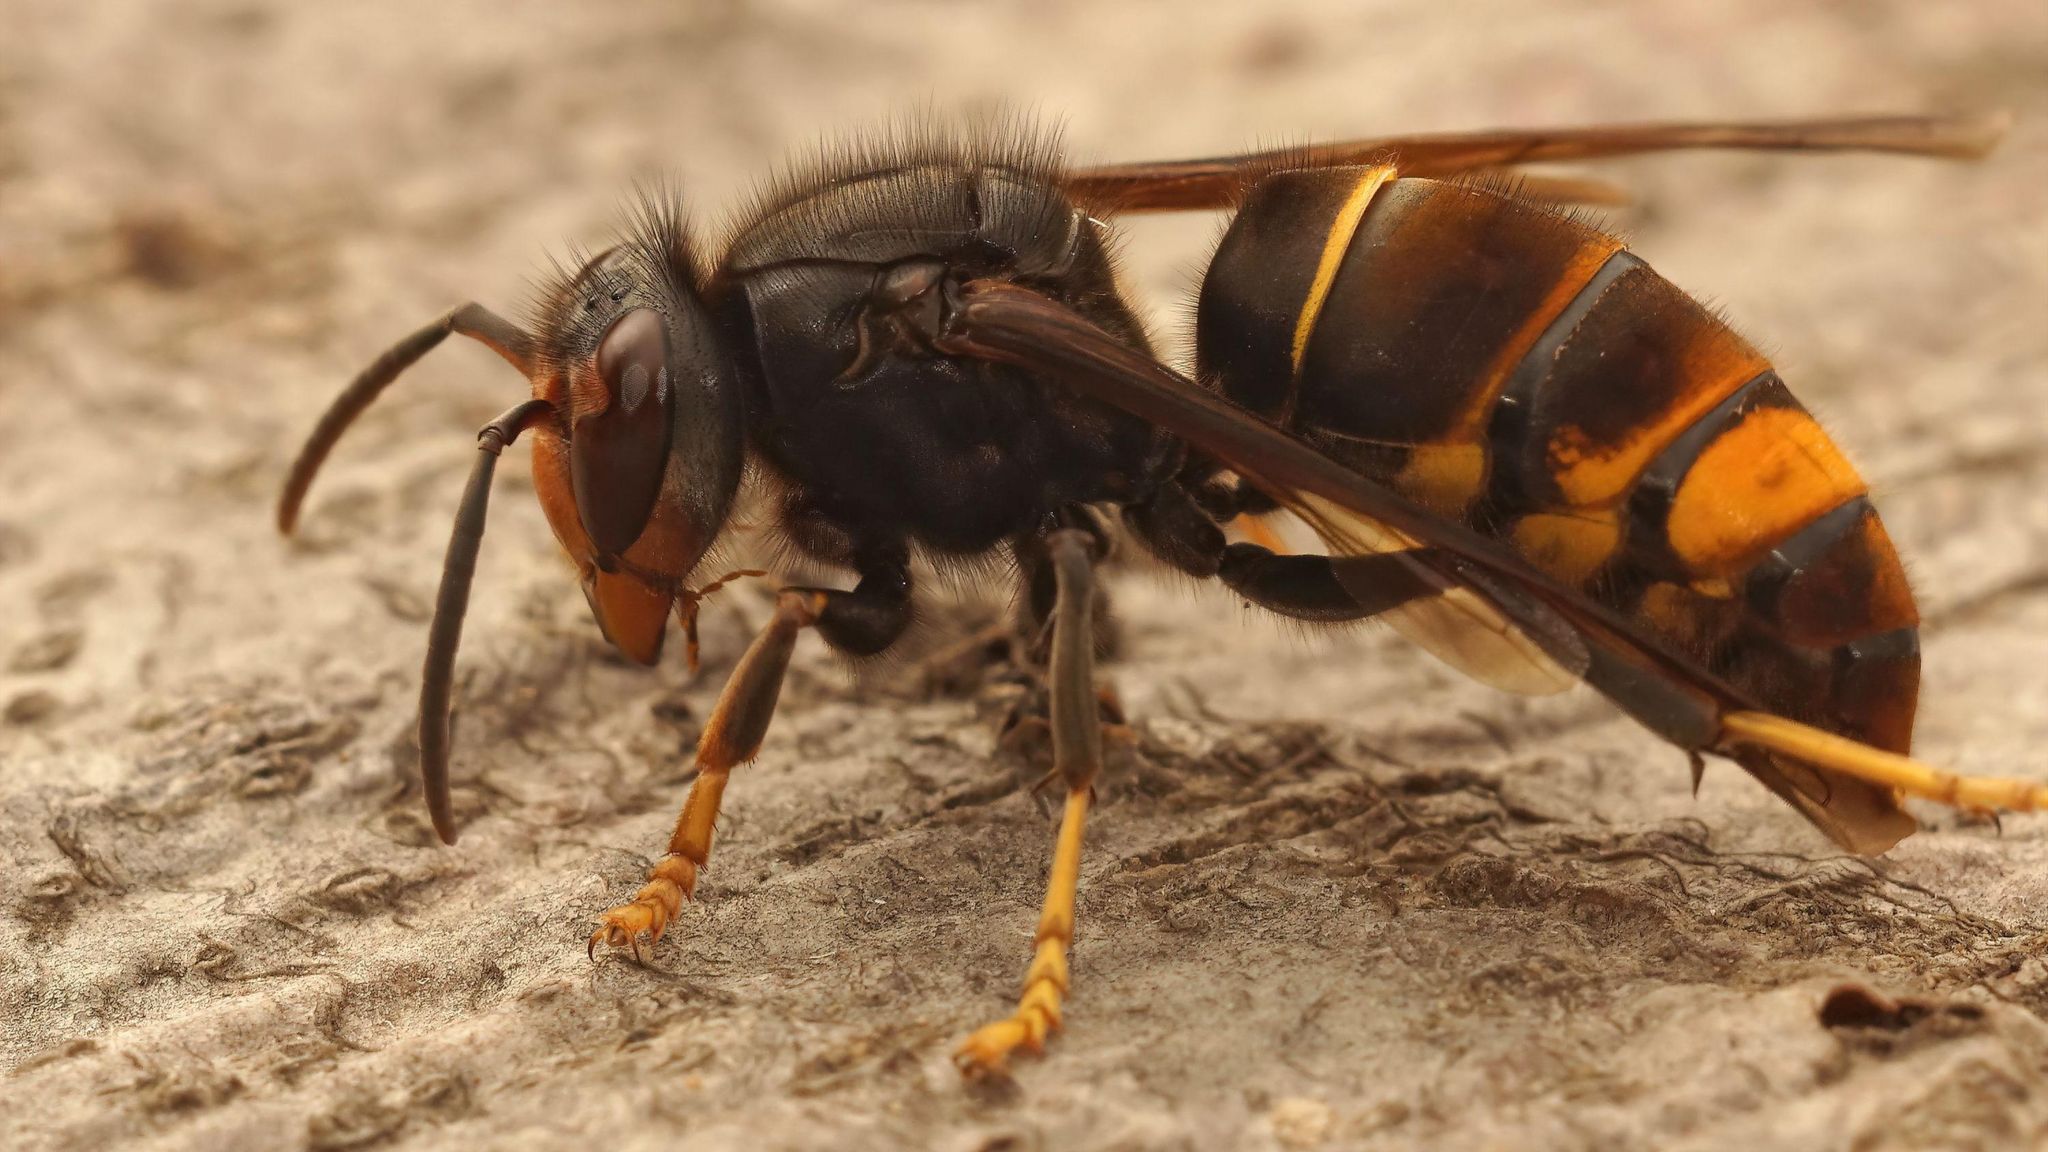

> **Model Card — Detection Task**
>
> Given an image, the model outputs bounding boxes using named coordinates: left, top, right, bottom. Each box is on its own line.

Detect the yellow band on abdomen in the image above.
left=1289, top=165, right=1396, bottom=380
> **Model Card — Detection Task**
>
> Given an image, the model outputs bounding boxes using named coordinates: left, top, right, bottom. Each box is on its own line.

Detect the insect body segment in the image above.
left=1198, top=170, right=1920, bottom=850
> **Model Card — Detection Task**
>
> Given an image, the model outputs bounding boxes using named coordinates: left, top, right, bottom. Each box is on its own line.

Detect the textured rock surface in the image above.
left=4, top=2, right=2048, bottom=1149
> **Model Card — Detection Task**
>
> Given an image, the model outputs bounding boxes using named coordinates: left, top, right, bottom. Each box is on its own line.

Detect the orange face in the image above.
left=528, top=422, right=674, bottom=666
left=506, top=205, right=749, bottom=667
left=528, top=298, right=744, bottom=665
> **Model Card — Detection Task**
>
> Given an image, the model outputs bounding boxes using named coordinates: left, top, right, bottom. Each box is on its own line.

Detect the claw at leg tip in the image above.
left=953, top=1041, right=1010, bottom=1080
left=954, top=1018, right=1043, bottom=1079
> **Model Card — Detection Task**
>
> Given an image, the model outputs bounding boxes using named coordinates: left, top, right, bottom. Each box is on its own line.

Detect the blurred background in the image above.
left=3, top=3, right=2047, bottom=1149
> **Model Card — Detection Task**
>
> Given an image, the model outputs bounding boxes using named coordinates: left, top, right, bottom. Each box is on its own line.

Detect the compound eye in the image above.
left=571, top=308, right=675, bottom=558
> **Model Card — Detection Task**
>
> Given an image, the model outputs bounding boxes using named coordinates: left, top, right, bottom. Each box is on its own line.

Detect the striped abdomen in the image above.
left=1195, top=167, right=1921, bottom=842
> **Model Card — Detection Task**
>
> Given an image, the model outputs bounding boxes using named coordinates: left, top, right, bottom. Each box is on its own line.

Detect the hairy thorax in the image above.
left=707, top=132, right=1167, bottom=563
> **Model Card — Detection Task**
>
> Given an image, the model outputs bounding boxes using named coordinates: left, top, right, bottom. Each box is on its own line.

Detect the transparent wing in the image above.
left=1286, top=493, right=1584, bottom=696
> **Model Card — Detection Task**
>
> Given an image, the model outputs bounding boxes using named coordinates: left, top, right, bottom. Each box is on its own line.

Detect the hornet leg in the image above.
left=956, top=529, right=1107, bottom=1076
left=588, top=588, right=819, bottom=959
left=590, top=553, right=913, bottom=958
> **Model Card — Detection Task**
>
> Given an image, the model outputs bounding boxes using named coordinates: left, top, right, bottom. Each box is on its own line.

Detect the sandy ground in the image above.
left=5, top=2, right=2048, bottom=1149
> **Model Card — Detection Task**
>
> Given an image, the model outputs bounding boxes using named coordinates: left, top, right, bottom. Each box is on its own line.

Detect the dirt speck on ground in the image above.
left=5, top=3, right=2048, bottom=1149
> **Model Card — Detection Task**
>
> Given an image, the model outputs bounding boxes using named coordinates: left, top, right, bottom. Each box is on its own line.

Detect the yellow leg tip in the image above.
left=955, top=996, right=1063, bottom=1078
left=1722, top=710, right=2048, bottom=815
left=589, top=854, right=701, bottom=961
left=954, top=780, right=1095, bottom=1078
left=954, top=1018, right=1036, bottom=1078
